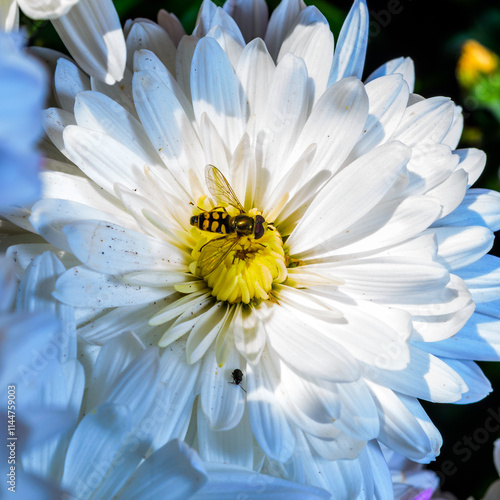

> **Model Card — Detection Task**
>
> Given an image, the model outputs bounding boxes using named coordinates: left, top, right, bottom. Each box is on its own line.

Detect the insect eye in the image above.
left=254, top=216, right=265, bottom=239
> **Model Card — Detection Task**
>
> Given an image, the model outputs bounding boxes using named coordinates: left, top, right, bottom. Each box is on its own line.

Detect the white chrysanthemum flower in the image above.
left=0, top=32, right=46, bottom=210
left=18, top=253, right=329, bottom=499
left=3, top=0, right=500, bottom=497
left=1, top=0, right=125, bottom=84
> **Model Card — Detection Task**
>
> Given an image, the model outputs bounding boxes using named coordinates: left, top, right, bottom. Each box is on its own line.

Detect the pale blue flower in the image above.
left=0, top=32, right=47, bottom=209
left=3, top=0, right=500, bottom=498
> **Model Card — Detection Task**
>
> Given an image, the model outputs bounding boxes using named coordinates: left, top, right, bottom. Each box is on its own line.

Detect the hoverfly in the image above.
left=190, top=165, right=269, bottom=276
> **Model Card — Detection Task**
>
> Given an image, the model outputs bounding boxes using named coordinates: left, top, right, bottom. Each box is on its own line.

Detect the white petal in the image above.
left=438, top=188, right=500, bottom=232
left=0, top=0, right=18, bottom=30
left=402, top=143, right=459, bottom=198
left=17, top=0, right=77, bottom=18
left=263, top=302, right=360, bottom=382
left=385, top=272, right=474, bottom=321
left=346, top=74, right=409, bottom=162
left=103, top=348, right=161, bottom=427
left=186, top=302, right=229, bottom=364
left=246, top=352, right=295, bottom=462
left=294, top=429, right=363, bottom=498
left=329, top=0, right=368, bottom=84
left=191, top=37, right=245, bottom=154
left=132, top=69, right=205, bottom=194
left=454, top=148, right=486, bottom=188
left=196, top=3, right=245, bottom=45
left=78, top=299, right=169, bottom=344
left=286, top=141, right=410, bottom=255
left=442, top=104, right=464, bottom=149
left=277, top=7, right=333, bottom=104
left=206, top=25, right=245, bottom=72
left=334, top=381, right=379, bottom=441
left=358, top=441, right=394, bottom=499
left=157, top=295, right=218, bottom=347
left=306, top=431, right=365, bottom=461
left=290, top=77, right=369, bottom=182
left=90, top=67, right=135, bottom=115
left=420, top=310, right=500, bottom=362
left=200, top=347, right=246, bottom=431
left=309, top=297, right=412, bottom=372
left=365, top=56, right=415, bottom=93
left=6, top=243, right=79, bottom=276
left=276, top=361, right=341, bottom=439
left=429, top=225, right=494, bottom=271
left=197, top=401, right=253, bottom=467
left=223, top=0, right=268, bottom=42
left=54, top=58, right=91, bottom=112
left=41, top=170, right=127, bottom=218
left=63, top=220, right=188, bottom=274
left=157, top=10, right=186, bottom=47
left=193, top=0, right=217, bottom=37
left=85, top=331, right=146, bottom=410
left=30, top=198, right=139, bottom=253
left=175, top=35, right=197, bottom=102
left=365, top=344, right=467, bottom=403
left=233, top=304, right=267, bottom=364
left=151, top=341, right=201, bottom=449
left=133, top=49, right=195, bottom=123
left=255, top=53, right=310, bottom=199
left=126, top=20, right=176, bottom=77
left=63, top=125, right=161, bottom=199
left=51, top=0, right=126, bottom=84
left=123, top=271, right=193, bottom=288
left=115, top=440, right=207, bottom=500
left=44, top=107, right=77, bottom=158
left=368, top=382, right=441, bottom=462
left=74, top=90, right=160, bottom=165
left=316, top=195, right=440, bottom=257
left=61, top=403, right=133, bottom=493
left=54, top=266, right=171, bottom=307
left=390, top=97, right=455, bottom=146
left=445, top=359, right=491, bottom=404
left=329, top=257, right=449, bottom=300
left=198, top=113, right=231, bottom=180
left=411, top=282, right=474, bottom=343
left=427, top=168, right=468, bottom=219
left=236, top=38, right=275, bottom=125
left=264, top=0, right=306, bottom=60
left=16, top=251, right=77, bottom=358
left=192, top=462, right=330, bottom=499
left=456, top=254, right=500, bottom=303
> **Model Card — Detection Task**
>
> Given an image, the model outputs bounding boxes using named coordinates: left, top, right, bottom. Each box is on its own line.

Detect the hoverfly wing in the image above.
left=197, top=234, right=240, bottom=277
left=205, top=164, right=245, bottom=214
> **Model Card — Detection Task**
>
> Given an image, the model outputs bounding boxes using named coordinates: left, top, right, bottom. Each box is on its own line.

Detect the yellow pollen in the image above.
left=188, top=209, right=287, bottom=304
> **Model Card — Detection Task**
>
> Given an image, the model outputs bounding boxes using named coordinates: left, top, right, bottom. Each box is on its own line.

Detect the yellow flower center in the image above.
left=187, top=204, right=287, bottom=304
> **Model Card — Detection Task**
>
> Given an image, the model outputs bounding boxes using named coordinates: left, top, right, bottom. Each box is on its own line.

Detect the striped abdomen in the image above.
left=190, top=210, right=233, bottom=234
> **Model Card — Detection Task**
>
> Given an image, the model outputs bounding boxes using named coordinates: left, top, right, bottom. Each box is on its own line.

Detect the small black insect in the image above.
left=229, top=369, right=247, bottom=393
